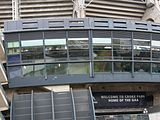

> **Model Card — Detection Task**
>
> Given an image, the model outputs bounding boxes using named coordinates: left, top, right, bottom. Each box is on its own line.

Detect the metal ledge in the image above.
left=9, top=73, right=160, bottom=88
left=3, top=18, right=160, bottom=33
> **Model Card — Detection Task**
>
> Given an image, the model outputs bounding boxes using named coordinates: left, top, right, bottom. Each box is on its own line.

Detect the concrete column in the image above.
left=73, top=0, right=86, bottom=18
left=12, top=0, right=19, bottom=20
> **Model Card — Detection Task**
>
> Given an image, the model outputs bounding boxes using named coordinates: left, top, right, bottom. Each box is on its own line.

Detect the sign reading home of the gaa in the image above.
left=92, top=92, right=146, bottom=109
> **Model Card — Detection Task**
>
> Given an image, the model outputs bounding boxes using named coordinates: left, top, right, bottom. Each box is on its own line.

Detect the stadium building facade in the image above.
left=1, top=0, right=160, bottom=120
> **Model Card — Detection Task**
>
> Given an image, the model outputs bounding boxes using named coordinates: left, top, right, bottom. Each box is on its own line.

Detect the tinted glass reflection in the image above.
left=21, top=40, right=44, bottom=63
left=152, top=63, right=160, bottom=73
left=113, top=39, right=131, bottom=60
left=152, top=40, right=160, bottom=61
left=68, top=63, right=89, bottom=74
left=68, top=38, right=89, bottom=60
left=8, top=66, right=21, bottom=78
left=114, top=62, right=131, bottom=72
left=134, top=63, right=150, bottom=72
left=22, top=65, right=45, bottom=77
left=94, top=62, right=111, bottom=72
left=7, top=41, right=20, bottom=64
left=45, top=39, right=67, bottom=62
left=93, top=38, right=112, bottom=59
left=133, top=32, right=150, bottom=60
left=46, top=63, right=67, bottom=75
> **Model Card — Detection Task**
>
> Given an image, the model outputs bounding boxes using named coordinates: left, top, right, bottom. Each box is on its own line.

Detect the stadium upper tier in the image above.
left=0, top=0, right=152, bottom=29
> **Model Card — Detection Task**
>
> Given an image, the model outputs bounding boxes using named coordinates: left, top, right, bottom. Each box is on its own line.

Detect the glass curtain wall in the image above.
left=7, top=30, right=160, bottom=80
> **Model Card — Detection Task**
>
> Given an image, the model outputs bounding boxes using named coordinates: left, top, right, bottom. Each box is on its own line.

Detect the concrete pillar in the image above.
left=12, top=0, right=19, bottom=20
left=73, top=0, right=86, bottom=18
left=142, top=0, right=160, bottom=23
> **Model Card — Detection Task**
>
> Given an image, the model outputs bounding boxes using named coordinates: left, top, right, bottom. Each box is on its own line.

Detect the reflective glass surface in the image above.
left=46, top=63, right=67, bottom=75
left=68, top=63, right=89, bottom=74
left=133, top=32, right=151, bottom=60
left=21, top=40, right=44, bottom=63
left=152, top=40, right=160, bottom=61
left=7, top=41, right=20, bottom=64
left=94, top=62, right=112, bottom=72
left=134, top=63, right=150, bottom=72
left=152, top=63, right=160, bottom=73
left=113, top=38, right=132, bottom=60
left=8, top=66, right=21, bottom=78
left=114, top=62, right=131, bottom=72
left=68, top=38, right=89, bottom=60
left=45, top=39, right=67, bottom=62
left=22, top=65, right=34, bottom=77
left=22, top=65, right=45, bottom=77
left=93, top=38, right=112, bottom=59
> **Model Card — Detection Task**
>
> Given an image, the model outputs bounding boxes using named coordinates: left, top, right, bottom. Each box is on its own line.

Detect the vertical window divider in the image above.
left=19, top=33, right=23, bottom=77
left=150, top=33, right=152, bottom=74
left=42, top=31, right=47, bottom=79
left=131, top=32, right=134, bottom=77
left=66, top=30, right=69, bottom=75
left=111, top=31, right=114, bottom=73
left=89, top=30, right=94, bottom=78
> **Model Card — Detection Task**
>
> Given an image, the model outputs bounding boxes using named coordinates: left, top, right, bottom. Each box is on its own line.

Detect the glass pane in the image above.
left=7, top=54, right=20, bottom=64
left=68, top=37, right=89, bottom=60
left=21, top=47, right=44, bottom=63
left=46, top=63, right=67, bottom=75
left=152, top=40, right=160, bottom=61
left=134, top=39, right=150, bottom=60
left=21, top=40, right=43, bottom=47
left=134, top=63, right=150, bottom=72
left=93, top=38, right=112, bottom=59
left=152, top=63, right=160, bottom=73
left=114, top=62, right=131, bottom=72
left=22, top=65, right=34, bottom=77
left=8, top=66, right=21, bottom=79
left=113, top=38, right=131, bottom=60
left=8, top=48, right=20, bottom=55
left=94, top=62, right=111, bottom=72
left=113, top=46, right=132, bottom=60
left=45, top=39, right=67, bottom=62
left=34, top=65, right=45, bottom=76
left=8, top=42, right=19, bottom=48
left=68, top=63, right=89, bottom=74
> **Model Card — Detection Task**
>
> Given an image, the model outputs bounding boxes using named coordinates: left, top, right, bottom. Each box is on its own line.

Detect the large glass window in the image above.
left=45, top=39, right=67, bottom=62
left=22, top=65, right=34, bottom=77
left=46, top=63, right=89, bottom=75
left=22, top=65, right=45, bottom=77
left=133, top=32, right=151, bottom=60
left=134, top=63, right=150, bottom=72
left=114, top=62, right=131, bottom=72
left=7, top=41, right=20, bottom=64
left=8, top=66, right=21, bottom=79
left=68, top=63, right=89, bottom=74
left=152, top=63, right=160, bottom=73
left=94, top=62, right=112, bottom=72
left=93, top=31, right=112, bottom=60
left=46, top=63, right=67, bottom=75
left=152, top=34, right=160, bottom=61
left=21, top=40, right=44, bottom=63
left=113, top=31, right=132, bottom=60
left=68, top=31, right=89, bottom=60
